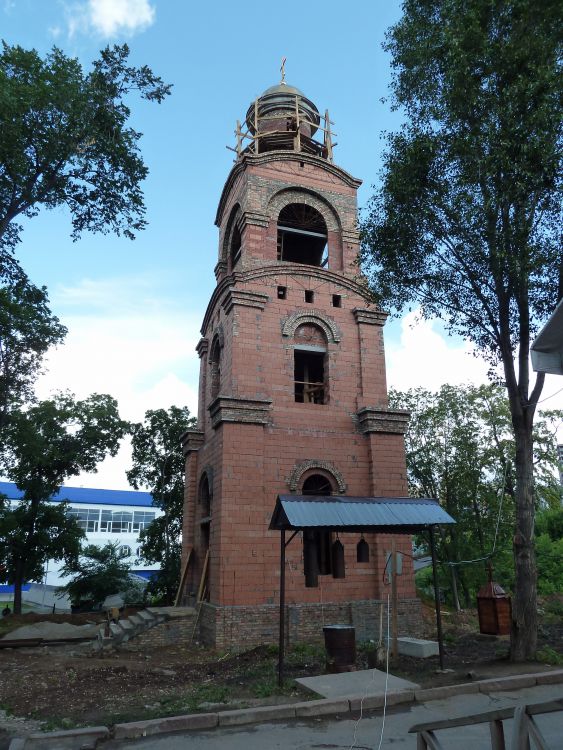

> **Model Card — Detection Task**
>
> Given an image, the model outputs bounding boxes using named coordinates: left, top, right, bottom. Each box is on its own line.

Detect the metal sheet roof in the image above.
left=531, top=299, right=563, bottom=375
left=269, top=495, right=455, bottom=532
left=0, top=481, right=154, bottom=507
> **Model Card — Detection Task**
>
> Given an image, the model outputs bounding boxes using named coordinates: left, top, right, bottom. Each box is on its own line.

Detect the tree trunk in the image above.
left=13, top=557, right=24, bottom=615
left=510, top=419, right=537, bottom=661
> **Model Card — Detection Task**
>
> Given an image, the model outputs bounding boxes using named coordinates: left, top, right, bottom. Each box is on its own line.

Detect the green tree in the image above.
left=0, top=261, right=66, bottom=434
left=392, top=384, right=561, bottom=608
left=127, top=406, right=196, bottom=605
left=60, top=542, right=134, bottom=607
left=0, top=42, right=171, bottom=258
left=361, top=0, right=562, bottom=659
left=0, top=393, right=128, bottom=612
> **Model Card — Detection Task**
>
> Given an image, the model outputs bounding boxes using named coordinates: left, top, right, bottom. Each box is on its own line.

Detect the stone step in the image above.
left=137, top=609, right=156, bottom=624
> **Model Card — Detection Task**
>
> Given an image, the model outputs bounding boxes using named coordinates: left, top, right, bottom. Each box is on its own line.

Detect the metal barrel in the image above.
left=323, top=625, right=356, bottom=672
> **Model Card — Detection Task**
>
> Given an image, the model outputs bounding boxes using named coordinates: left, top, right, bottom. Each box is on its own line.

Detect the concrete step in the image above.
left=137, top=609, right=156, bottom=624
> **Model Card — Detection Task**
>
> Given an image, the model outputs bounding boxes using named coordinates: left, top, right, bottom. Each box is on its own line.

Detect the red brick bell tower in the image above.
left=181, top=79, right=420, bottom=648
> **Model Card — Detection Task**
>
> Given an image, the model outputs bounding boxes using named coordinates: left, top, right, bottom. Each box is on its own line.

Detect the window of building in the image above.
left=68, top=507, right=100, bottom=533
left=305, top=290, right=314, bottom=303
left=230, top=224, right=241, bottom=269
left=277, top=286, right=287, bottom=300
left=332, top=294, right=341, bottom=308
left=277, top=203, right=328, bottom=267
left=293, top=323, right=328, bottom=404
left=302, top=474, right=335, bottom=574
left=199, top=474, right=211, bottom=518
left=119, top=545, right=132, bottom=557
left=209, top=337, right=222, bottom=400
left=132, top=511, right=156, bottom=532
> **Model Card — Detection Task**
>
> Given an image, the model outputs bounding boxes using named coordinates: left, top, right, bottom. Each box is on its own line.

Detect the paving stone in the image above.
left=22, top=726, right=109, bottom=749
left=218, top=704, right=296, bottom=727
left=293, top=698, right=350, bottom=717
left=415, top=683, right=479, bottom=702
left=534, top=670, right=563, bottom=685
left=478, top=674, right=537, bottom=693
left=349, top=689, right=415, bottom=711
left=113, top=713, right=217, bottom=739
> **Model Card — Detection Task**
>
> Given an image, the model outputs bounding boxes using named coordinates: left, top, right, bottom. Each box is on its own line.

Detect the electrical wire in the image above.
left=348, top=594, right=391, bottom=750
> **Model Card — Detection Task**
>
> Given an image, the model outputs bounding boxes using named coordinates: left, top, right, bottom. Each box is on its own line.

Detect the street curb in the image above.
left=8, top=669, right=563, bottom=748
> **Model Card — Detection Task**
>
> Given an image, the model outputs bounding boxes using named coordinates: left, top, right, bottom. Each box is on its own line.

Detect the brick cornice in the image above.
left=356, top=407, right=409, bottom=435
left=222, top=289, right=269, bottom=314
left=209, top=396, right=272, bottom=429
left=353, top=308, right=388, bottom=326
left=180, top=429, right=205, bottom=455
left=242, top=210, right=269, bottom=227
left=196, top=338, right=209, bottom=357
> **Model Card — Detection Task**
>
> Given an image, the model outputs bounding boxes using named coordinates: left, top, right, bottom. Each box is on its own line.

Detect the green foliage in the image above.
left=393, top=384, right=561, bottom=605
left=0, top=261, right=66, bottom=432
left=536, top=646, right=563, bottom=666
left=536, top=507, right=563, bottom=541
left=0, top=392, right=127, bottom=612
left=60, top=542, right=133, bottom=606
left=362, top=2, right=562, bottom=658
left=0, top=42, right=171, bottom=258
left=127, top=406, right=196, bottom=605
left=535, top=534, right=563, bottom=596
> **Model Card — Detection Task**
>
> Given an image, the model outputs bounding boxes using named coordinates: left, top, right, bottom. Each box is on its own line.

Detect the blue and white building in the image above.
left=0, top=482, right=162, bottom=589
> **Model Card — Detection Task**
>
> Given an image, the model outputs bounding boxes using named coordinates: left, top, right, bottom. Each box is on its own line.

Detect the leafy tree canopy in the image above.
left=1, top=392, right=128, bottom=612
left=127, top=406, right=196, bottom=605
left=0, top=42, right=171, bottom=258
left=0, top=260, right=66, bottom=433
left=60, top=542, right=134, bottom=606
left=361, top=0, right=562, bottom=660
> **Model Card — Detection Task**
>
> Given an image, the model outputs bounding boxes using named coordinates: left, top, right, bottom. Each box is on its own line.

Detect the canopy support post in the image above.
left=278, top=529, right=286, bottom=686
left=429, top=525, right=445, bottom=670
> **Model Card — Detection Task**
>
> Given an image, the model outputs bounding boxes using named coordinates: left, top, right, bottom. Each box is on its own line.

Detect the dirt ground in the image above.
left=0, top=600, right=561, bottom=747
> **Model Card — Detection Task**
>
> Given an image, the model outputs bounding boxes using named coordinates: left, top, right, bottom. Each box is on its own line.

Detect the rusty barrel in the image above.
left=323, top=625, right=356, bottom=673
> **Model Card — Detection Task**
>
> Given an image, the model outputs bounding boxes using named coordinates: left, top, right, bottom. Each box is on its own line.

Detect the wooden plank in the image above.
left=526, top=715, right=549, bottom=750
left=490, top=718, right=506, bottom=750
left=197, top=549, right=210, bottom=602
left=173, top=546, right=193, bottom=607
left=420, top=730, right=445, bottom=750
left=510, top=706, right=530, bottom=750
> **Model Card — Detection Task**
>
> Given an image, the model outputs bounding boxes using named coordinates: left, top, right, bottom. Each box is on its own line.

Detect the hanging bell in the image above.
left=331, top=538, right=346, bottom=579
left=317, top=531, right=332, bottom=575
left=357, top=536, right=370, bottom=563
left=303, top=531, right=319, bottom=588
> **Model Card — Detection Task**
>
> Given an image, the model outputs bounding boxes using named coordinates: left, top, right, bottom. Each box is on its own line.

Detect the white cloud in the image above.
left=66, top=0, right=155, bottom=39
left=386, top=310, right=490, bottom=392
left=33, top=274, right=200, bottom=489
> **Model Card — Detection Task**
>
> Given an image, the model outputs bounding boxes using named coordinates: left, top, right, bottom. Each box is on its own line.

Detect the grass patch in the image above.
left=536, top=646, right=563, bottom=666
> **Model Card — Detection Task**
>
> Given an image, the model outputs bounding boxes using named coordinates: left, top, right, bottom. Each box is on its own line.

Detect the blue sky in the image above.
left=2, top=0, right=560, bottom=489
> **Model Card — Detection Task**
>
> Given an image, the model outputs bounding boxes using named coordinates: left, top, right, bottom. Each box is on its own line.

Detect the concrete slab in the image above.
left=296, top=668, right=419, bottom=699
left=391, top=636, right=439, bottom=658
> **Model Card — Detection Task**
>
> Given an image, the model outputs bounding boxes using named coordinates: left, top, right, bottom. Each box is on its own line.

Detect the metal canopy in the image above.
left=531, top=299, right=563, bottom=375
left=269, top=495, right=455, bottom=533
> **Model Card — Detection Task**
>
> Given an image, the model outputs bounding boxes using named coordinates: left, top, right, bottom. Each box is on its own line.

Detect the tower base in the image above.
left=197, top=598, right=423, bottom=650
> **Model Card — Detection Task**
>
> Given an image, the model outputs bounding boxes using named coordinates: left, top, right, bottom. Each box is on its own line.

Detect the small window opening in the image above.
left=199, top=474, right=211, bottom=518
left=305, top=290, right=314, bottom=303
left=277, top=286, right=287, bottom=300
left=230, top=225, right=241, bottom=269
left=300, top=161, right=305, bottom=168
left=332, top=294, right=341, bottom=308
left=277, top=203, right=328, bottom=267
left=294, top=349, right=326, bottom=404
left=210, top=340, right=221, bottom=400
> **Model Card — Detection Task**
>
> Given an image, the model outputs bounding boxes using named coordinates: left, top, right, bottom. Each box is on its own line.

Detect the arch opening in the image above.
left=294, top=323, right=328, bottom=404
left=277, top=203, right=328, bottom=267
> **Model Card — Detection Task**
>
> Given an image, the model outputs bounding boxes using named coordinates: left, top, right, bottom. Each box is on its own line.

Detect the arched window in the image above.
left=293, top=323, right=328, bottom=404
left=277, top=203, right=328, bottom=267
left=302, top=474, right=334, bottom=495
left=199, top=473, right=211, bottom=518
left=302, top=473, right=335, bottom=576
left=209, top=337, right=222, bottom=400
left=230, top=224, right=241, bottom=269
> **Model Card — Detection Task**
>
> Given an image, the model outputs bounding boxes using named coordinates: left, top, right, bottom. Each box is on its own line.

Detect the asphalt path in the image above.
left=104, top=683, right=563, bottom=749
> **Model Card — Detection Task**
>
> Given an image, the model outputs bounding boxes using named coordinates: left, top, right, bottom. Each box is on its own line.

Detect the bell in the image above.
left=317, top=531, right=332, bottom=575
left=303, top=531, right=319, bottom=588
left=357, top=537, right=370, bottom=563
left=331, top=538, right=345, bottom=579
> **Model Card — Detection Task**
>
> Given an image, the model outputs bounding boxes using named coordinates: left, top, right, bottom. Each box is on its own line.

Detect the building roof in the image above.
left=0, top=481, right=154, bottom=508
left=269, top=495, right=455, bottom=533
left=531, top=299, right=563, bottom=375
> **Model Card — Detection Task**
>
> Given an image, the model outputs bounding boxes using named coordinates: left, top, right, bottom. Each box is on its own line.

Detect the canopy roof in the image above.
left=269, top=495, right=455, bottom=534
left=531, top=299, right=563, bottom=375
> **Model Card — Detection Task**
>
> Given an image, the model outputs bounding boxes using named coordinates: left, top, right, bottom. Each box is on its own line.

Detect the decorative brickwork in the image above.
left=287, top=460, right=346, bottom=493
left=209, top=396, right=272, bottom=428
left=180, top=430, right=204, bottom=456
left=353, top=308, right=388, bottom=326
left=356, top=407, right=410, bottom=435
left=222, top=289, right=269, bottom=314
left=281, top=310, right=342, bottom=343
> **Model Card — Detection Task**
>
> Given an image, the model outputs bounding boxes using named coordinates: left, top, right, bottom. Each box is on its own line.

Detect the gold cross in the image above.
left=280, top=57, right=286, bottom=84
